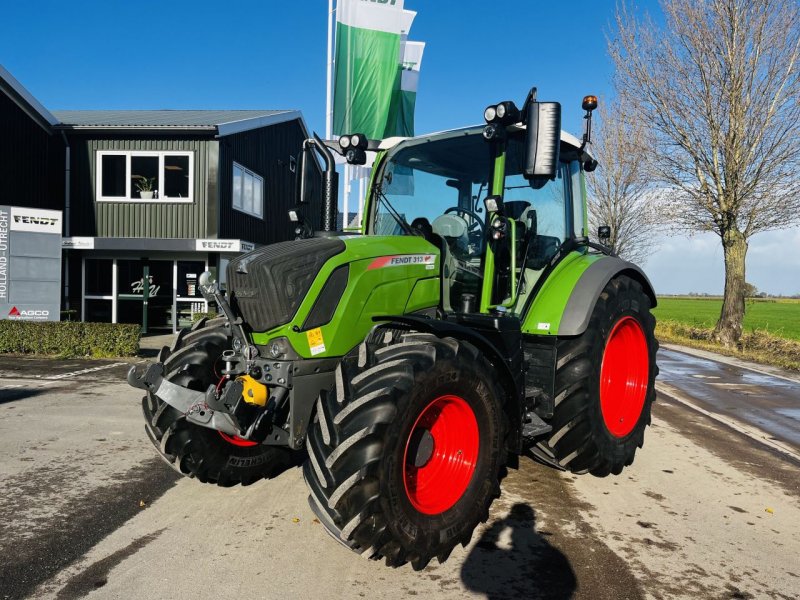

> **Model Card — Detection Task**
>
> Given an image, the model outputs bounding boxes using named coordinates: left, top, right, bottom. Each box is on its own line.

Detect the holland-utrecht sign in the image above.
left=0, top=206, right=62, bottom=322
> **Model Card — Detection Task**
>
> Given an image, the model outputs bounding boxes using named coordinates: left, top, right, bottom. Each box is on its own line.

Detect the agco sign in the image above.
left=7, top=306, right=50, bottom=320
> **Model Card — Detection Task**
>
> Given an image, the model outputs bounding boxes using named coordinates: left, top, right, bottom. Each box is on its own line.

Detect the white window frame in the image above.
left=95, top=150, right=194, bottom=203
left=232, top=161, right=264, bottom=218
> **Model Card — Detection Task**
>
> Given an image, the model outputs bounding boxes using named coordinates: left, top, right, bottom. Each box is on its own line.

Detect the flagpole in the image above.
left=358, top=167, right=365, bottom=227
left=328, top=0, right=348, bottom=227
left=326, top=0, right=334, bottom=140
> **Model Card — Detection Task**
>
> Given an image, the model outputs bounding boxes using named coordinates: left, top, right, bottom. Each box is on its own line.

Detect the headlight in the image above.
left=339, top=135, right=351, bottom=149
left=496, top=103, right=506, bottom=119
left=484, top=106, right=497, bottom=123
left=350, top=134, right=362, bottom=148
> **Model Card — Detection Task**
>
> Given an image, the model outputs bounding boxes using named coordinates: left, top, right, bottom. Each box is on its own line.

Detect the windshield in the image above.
left=373, top=129, right=570, bottom=244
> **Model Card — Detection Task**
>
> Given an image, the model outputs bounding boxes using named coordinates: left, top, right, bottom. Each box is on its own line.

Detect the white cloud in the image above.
left=645, top=227, right=800, bottom=296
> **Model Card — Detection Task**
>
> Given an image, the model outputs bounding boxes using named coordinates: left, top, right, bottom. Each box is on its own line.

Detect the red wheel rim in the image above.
left=600, top=316, right=649, bottom=438
left=218, top=432, right=259, bottom=447
left=403, top=394, right=479, bottom=515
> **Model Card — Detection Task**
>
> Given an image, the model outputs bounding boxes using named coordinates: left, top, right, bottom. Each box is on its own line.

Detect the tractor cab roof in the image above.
left=377, top=126, right=594, bottom=164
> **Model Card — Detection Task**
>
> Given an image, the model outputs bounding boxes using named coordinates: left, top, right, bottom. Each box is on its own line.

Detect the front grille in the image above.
left=227, top=238, right=346, bottom=333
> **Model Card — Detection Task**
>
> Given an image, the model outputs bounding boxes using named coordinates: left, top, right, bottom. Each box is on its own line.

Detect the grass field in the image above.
left=653, top=297, right=800, bottom=341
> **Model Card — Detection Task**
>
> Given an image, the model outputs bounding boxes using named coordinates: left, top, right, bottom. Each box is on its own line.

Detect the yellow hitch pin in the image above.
left=237, top=375, right=268, bottom=407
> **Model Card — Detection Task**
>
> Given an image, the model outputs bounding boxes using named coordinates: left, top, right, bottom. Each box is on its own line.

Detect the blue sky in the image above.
left=2, top=0, right=798, bottom=295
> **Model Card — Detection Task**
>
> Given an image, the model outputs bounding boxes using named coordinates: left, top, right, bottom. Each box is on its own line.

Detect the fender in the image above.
left=559, top=256, right=657, bottom=336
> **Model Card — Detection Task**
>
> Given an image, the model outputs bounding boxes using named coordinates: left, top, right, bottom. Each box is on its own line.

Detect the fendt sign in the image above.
left=0, top=206, right=62, bottom=322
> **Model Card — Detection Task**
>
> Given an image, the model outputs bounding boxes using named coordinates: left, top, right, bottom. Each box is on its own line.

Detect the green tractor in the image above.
left=129, top=89, right=658, bottom=570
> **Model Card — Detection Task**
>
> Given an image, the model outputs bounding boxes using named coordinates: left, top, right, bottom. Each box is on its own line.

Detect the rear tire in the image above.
left=141, top=318, right=295, bottom=486
left=540, top=275, right=658, bottom=476
left=304, top=331, right=507, bottom=570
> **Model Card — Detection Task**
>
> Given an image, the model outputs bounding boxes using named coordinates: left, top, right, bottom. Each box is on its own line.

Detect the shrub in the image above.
left=0, top=321, right=141, bottom=358
left=191, top=311, right=218, bottom=323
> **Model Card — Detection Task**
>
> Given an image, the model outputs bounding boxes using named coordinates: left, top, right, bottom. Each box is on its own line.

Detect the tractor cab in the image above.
left=293, top=89, right=600, bottom=327
left=366, top=126, right=593, bottom=316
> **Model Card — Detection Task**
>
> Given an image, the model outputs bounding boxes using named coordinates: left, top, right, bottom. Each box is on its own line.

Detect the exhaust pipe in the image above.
left=313, top=133, right=339, bottom=233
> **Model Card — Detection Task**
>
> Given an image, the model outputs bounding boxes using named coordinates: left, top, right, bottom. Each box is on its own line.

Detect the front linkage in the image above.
left=129, top=276, right=294, bottom=446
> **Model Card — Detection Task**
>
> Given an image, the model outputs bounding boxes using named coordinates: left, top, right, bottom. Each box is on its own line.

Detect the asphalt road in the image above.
left=1, top=350, right=799, bottom=600
left=658, top=345, right=800, bottom=451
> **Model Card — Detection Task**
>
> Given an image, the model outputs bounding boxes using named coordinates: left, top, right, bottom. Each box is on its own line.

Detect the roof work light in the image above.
left=483, top=101, right=521, bottom=126
left=339, top=133, right=369, bottom=165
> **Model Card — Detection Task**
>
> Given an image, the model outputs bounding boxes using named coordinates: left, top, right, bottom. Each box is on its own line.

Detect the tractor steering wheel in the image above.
left=443, top=206, right=485, bottom=257
left=444, top=207, right=484, bottom=233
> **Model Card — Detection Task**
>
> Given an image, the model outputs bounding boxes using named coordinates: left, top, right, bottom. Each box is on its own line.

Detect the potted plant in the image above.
left=135, top=176, right=156, bottom=199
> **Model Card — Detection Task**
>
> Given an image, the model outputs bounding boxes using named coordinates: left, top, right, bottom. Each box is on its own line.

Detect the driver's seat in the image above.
left=432, top=214, right=472, bottom=312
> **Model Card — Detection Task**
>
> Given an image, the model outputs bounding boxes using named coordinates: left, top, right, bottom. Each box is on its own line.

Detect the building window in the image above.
left=232, top=162, right=264, bottom=218
left=96, top=151, right=194, bottom=202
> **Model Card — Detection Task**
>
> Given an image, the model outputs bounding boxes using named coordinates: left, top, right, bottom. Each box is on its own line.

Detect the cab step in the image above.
left=521, top=409, right=552, bottom=441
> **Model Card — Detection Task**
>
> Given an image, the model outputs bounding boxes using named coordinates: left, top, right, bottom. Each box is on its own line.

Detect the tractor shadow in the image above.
left=460, top=503, right=576, bottom=600
left=0, top=388, right=45, bottom=405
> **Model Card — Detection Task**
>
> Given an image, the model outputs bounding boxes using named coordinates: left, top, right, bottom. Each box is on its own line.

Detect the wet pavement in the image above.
left=0, top=348, right=798, bottom=600
left=657, top=347, right=800, bottom=449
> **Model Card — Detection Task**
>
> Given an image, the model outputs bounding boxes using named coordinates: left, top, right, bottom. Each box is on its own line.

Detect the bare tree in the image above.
left=587, top=99, right=660, bottom=265
left=610, top=0, right=800, bottom=347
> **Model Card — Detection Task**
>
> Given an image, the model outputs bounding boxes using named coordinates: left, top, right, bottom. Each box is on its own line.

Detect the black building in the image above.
left=0, top=66, right=322, bottom=332
left=56, top=110, right=322, bottom=332
left=0, top=65, right=64, bottom=211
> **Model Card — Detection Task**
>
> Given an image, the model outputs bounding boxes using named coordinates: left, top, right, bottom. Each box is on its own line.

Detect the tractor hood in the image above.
left=227, top=235, right=442, bottom=357
left=227, top=237, right=346, bottom=333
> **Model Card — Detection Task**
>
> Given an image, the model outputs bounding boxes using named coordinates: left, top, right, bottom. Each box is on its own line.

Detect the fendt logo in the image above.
left=13, top=215, right=59, bottom=227
left=7, top=306, right=49, bottom=319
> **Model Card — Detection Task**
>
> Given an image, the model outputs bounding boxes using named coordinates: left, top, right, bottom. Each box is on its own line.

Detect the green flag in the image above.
left=385, top=40, right=425, bottom=137
left=333, top=0, right=407, bottom=139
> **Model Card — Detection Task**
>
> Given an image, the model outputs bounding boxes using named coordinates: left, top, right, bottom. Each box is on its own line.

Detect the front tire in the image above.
left=303, top=331, right=507, bottom=570
left=540, top=275, right=658, bottom=476
left=141, top=318, right=295, bottom=486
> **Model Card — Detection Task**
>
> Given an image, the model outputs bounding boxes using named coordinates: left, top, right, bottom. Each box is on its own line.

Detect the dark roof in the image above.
left=52, top=110, right=286, bottom=127
left=52, top=109, right=305, bottom=136
left=0, top=64, right=59, bottom=133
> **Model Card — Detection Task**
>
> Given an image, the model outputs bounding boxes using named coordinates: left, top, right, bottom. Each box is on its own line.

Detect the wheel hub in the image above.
left=599, top=316, right=649, bottom=438
left=409, top=429, right=435, bottom=468
left=403, top=394, right=479, bottom=515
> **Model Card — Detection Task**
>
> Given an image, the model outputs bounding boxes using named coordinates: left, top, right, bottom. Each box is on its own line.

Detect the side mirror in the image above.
left=294, top=146, right=315, bottom=205
left=524, top=100, right=561, bottom=185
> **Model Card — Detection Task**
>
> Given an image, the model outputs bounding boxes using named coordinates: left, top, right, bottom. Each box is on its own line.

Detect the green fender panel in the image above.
left=521, top=252, right=656, bottom=336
